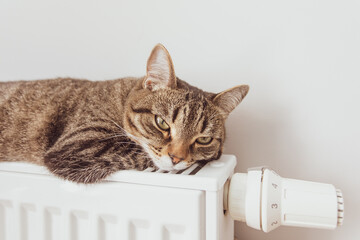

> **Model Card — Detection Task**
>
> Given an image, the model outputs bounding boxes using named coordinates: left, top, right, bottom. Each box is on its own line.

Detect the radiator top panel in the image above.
left=0, top=155, right=237, bottom=191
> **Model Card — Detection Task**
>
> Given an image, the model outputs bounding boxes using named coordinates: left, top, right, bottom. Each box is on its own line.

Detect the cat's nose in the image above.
left=168, top=153, right=184, bottom=164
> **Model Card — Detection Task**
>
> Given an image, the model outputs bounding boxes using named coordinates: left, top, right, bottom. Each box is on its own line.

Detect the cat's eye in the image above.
left=196, top=136, right=213, bottom=145
left=155, top=115, right=170, bottom=131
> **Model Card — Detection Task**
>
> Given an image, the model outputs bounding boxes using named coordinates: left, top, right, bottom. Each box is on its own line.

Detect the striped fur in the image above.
left=0, top=44, right=249, bottom=183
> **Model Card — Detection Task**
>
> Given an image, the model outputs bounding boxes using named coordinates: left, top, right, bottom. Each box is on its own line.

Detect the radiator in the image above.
left=0, top=155, right=343, bottom=240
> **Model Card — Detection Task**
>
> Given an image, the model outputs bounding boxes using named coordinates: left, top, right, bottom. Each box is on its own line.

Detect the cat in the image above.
left=0, top=44, right=249, bottom=183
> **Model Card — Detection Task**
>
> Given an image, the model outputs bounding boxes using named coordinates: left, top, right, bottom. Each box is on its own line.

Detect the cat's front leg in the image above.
left=44, top=151, right=125, bottom=184
left=43, top=135, right=151, bottom=183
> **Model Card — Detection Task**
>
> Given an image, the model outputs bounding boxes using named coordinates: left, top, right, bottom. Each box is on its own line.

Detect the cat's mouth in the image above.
left=142, top=145, right=190, bottom=171
left=152, top=155, right=189, bottom=171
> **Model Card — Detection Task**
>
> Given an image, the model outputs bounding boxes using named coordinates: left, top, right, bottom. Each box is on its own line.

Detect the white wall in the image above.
left=1, top=0, right=359, bottom=239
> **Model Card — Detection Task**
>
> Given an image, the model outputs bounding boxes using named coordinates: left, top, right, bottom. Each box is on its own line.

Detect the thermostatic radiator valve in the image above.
left=226, top=167, right=344, bottom=232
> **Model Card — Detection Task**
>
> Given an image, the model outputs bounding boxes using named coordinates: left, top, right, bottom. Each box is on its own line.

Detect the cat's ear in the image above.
left=212, top=85, right=249, bottom=117
left=143, top=44, right=177, bottom=90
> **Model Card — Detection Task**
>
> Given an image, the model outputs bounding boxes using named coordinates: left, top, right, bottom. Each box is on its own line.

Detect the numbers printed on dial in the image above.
left=271, top=221, right=278, bottom=226
left=271, top=203, right=278, bottom=209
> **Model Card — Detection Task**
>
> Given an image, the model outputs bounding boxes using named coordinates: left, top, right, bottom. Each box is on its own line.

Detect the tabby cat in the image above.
left=0, top=44, right=249, bottom=183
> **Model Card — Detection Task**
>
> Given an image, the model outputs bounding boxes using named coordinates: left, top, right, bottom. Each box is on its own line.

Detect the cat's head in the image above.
left=123, top=44, right=249, bottom=171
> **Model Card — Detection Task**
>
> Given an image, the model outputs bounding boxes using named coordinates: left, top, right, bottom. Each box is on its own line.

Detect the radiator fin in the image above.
left=129, top=219, right=150, bottom=240
left=20, top=203, right=37, bottom=240
left=70, top=211, right=89, bottom=240
left=98, top=215, right=118, bottom=240
left=163, top=224, right=186, bottom=240
left=0, top=200, right=12, bottom=240
left=44, top=207, right=62, bottom=240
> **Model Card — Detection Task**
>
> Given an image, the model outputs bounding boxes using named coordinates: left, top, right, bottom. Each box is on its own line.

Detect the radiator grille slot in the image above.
left=143, top=161, right=208, bottom=176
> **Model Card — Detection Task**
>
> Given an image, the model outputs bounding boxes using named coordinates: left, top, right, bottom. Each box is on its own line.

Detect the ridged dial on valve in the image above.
left=337, top=189, right=344, bottom=226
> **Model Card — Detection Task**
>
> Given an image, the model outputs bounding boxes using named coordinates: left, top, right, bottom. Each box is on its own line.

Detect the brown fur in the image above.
left=0, top=44, right=249, bottom=183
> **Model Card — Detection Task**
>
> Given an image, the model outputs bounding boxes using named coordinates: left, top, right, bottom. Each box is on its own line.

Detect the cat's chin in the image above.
left=152, top=155, right=189, bottom=171
left=140, top=143, right=190, bottom=171
left=153, top=155, right=174, bottom=171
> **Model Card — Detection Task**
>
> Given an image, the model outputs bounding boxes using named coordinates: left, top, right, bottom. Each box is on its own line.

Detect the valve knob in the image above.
left=227, top=167, right=344, bottom=232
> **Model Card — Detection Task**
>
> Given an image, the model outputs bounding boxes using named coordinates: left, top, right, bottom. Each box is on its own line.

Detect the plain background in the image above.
left=1, top=0, right=359, bottom=239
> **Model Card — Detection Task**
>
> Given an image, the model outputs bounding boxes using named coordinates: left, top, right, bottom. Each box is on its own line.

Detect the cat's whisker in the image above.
left=98, top=134, right=143, bottom=148
left=99, top=135, right=129, bottom=141
left=115, top=143, right=142, bottom=148
left=108, top=119, right=146, bottom=145
left=132, top=151, right=148, bottom=156
left=109, top=119, right=129, bottom=133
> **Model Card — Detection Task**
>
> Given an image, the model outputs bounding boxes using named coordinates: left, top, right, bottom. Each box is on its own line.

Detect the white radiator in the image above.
left=0, top=155, right=343, bottom=240
left=0, top=155, right=236, bottom=240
